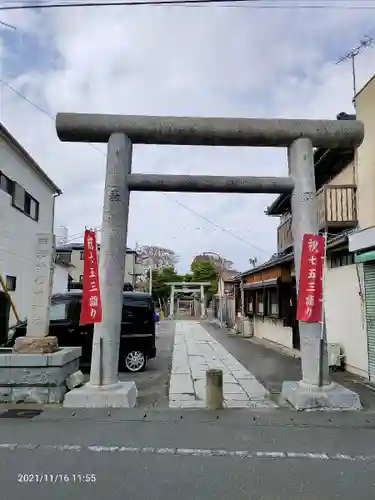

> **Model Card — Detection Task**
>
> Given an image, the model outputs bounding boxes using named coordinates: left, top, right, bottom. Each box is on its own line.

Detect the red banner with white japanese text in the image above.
left=79, top=230, right=102, bottom=325
left=296, top=234, right=325, bottom=323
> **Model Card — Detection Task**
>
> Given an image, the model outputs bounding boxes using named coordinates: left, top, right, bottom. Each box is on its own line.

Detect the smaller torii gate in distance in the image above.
left=166, top=281, right=211, bottom=318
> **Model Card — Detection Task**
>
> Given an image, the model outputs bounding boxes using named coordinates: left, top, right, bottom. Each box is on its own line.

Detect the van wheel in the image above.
left=124, top=350, right=146, bottom=372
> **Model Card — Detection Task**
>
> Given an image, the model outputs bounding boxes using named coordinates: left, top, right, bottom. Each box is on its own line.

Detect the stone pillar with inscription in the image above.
left=13, top=233, right=59, bottom=354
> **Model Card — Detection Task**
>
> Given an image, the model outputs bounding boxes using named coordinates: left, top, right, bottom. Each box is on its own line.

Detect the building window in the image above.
left=0, top=171, right=13, bottom=195
left=80, top=251, right=84, bottom=260
left=329, top=251, right=355, bottom=269
left=11, top=181, right=40, bottom=221
left=24, top=192, right=39, bottom=221
left=12, top=182, right=25, bottom=210
left=5, top=275, right=16, bottom=291
left=255, top=290, right=265, bottom=315
left=267, top=288, right=279, bottom=317
left=245, top=292, right=254, bottom=315
left=56, top=252, right=71, bottom=264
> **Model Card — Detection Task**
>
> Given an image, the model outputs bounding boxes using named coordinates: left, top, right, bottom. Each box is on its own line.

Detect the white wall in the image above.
left=0, top=138, right=55, bottom=324
left=253, top=316, right=294, bottom=349
left=324, top=264, right=368, bottom=378
left=70, top=250, right=138, bottom=287
left=52, top=265, right=69, bottom=295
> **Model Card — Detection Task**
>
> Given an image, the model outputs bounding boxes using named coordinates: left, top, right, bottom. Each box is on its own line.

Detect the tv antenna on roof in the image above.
left=336, top=35, right=374, bottom=101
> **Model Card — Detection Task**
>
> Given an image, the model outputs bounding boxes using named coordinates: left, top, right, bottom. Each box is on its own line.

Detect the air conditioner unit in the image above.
left=327, top=343, right=343, bottom=368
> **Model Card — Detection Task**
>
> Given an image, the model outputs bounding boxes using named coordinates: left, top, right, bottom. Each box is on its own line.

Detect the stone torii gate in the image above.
left=166, top=281, right=211, bottom=318
left=56, top=112, right=363, bottom=410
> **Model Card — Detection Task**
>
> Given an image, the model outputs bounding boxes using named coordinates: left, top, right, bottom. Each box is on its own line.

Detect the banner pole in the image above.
left=318, top=231, right=328, bottom=387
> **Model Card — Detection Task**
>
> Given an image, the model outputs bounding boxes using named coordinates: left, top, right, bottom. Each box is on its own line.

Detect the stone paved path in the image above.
left=169, top=321, right=277, bottom=409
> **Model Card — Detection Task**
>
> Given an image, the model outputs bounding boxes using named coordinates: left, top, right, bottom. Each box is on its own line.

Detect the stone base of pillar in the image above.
left=63, top=381, right=138, bottom=408
left=281, top=381, right=362, bottom=411
left=13, top=336, right=59, bottom=354
left=0, top=346, right=81, bottom=404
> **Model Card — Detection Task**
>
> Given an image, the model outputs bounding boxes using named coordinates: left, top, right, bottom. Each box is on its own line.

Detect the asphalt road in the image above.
left=82, top=320, right=175, bottom=409
left=203, top=321, right=375, bottom=410
left=1, top=409, right=375, bottom=500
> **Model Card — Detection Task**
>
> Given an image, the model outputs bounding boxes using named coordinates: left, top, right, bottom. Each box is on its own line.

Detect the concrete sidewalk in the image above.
left=203, top=321, right=375, bottom=411
left=169, top=321, right=276, bottom=409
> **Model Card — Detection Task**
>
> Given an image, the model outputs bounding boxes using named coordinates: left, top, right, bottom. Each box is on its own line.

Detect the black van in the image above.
left=6, top=290, right=157, bottom=373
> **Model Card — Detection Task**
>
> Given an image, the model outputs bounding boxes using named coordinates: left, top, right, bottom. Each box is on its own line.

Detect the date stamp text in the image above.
left=17, top=473, right=96, bottom=484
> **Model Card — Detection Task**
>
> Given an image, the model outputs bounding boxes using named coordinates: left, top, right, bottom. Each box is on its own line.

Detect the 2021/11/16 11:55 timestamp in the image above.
left=17, top=473, right=97, bottom=483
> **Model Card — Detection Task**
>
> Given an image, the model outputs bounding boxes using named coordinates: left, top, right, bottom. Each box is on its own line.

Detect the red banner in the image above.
left=79, top=230, right=102, bottom=325
left=296, top=234, right=324, bottom=323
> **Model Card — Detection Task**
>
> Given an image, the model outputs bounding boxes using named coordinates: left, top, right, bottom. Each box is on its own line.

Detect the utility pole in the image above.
left=149, top=262, right=152, bottom=296
left=336, top=35, right=373, bottom=102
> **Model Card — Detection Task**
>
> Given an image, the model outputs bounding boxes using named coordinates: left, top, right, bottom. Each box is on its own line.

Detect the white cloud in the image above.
left=1, top=3, right=375, bottom=272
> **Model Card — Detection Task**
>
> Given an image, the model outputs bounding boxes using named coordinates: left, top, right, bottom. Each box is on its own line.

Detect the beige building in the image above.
left=55, top=243, right=141, bottom=289
left=234, top=100, right=375, bottom=381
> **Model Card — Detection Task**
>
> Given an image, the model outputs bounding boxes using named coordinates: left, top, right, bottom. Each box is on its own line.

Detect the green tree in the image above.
left=190, top=259, right=218, bottom=297
left=151, top=266, right=181, bottom=302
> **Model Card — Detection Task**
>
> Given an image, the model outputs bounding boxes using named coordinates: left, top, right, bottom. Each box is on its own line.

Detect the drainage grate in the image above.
left=0, top=409, right=43, bottom=419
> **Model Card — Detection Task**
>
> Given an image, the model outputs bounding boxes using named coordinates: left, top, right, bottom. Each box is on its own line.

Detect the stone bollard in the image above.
left=206, top=369, right=224, bottom=410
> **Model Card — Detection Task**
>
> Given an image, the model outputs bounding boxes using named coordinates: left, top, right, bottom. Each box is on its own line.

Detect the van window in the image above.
left=49, top=302, right=69, bottom=321
left=122, top=299, right=154, bottom=323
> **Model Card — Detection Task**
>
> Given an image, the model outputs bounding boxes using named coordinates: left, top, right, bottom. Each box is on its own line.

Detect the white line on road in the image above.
left=0, top=443, right=374, bottom=462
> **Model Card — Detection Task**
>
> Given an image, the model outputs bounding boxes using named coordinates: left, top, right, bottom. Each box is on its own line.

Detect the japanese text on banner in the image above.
left=296, top=234, right=324, bottom=323
left=79, top=230, right=102, bottom=325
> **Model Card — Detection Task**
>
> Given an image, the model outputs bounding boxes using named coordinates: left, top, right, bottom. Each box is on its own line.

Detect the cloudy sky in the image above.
left=0, top=0, right=375, bottom=273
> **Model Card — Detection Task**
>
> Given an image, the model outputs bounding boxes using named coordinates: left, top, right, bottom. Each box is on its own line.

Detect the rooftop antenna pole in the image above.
left=336, top=35, right=374, bottom=104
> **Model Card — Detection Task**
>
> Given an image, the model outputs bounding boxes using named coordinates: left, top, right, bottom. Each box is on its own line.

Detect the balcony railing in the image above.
left=277, top=215, right=292, bottom=253
left=316, top=184, right=357, bottom=229
left=277, top=185, right=357, bottom=253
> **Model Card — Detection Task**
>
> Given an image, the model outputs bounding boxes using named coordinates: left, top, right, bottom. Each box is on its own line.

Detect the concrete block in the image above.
left=0, top=386, right=12, bottom=402
left=169, top=374, right=194, bottom=395
left=238, top=379, right=268, bottom=399
left=170, top=394, right=196, bottom=402
left=170, top=400, right=205, bottom=409
left=232, top=371, right=255, bottom=380
left=12, top=387, right=49, bottom=404
left=0, top=350, right=13, bottom=367
left=225, top=392, right=250, bottom=401
left=4, top=354, right=49, bottom=367
left=223, top=374, right=237, bottom=384
left=281, top=381, right=362, bottom=411
left=47, top=347, right=82, bottom=366
left=66, top=370, right=85, bottom=390
left=223, top=383, right=247, bottom=395
left=193, top=379, right=206, bottom=400
left=63, top=381, right=138, bottom=408
left=49, top=386, right=67, bottom=404
left=6, top=359, right=79, bottom=387
left=0, top=347, right=81, bottom=404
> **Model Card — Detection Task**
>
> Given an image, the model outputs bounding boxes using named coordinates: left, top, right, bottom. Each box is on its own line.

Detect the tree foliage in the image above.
left=192, top=253, right=233, bottom=273
left=151, top=266, right=181, bottom=302
left=136, top=244, right=179, bottom=271
left=190, top=258, right=218, bottom=296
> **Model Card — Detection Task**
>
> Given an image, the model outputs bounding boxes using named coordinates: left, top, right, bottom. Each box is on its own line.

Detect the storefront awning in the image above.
left=243, top=278, right=278, bottom=290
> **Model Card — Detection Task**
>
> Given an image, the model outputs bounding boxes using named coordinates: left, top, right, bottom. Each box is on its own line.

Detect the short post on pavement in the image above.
left=206, top=369, right=224, bottom=410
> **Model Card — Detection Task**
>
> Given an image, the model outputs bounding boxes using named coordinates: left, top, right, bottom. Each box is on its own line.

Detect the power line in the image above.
left=167, top=196, right=270, bottom=255
left=0, top=77, right=271, bottom=256
left=2, top=0, right=375, bottom=11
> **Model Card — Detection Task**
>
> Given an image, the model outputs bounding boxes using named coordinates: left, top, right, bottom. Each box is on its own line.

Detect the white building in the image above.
left=55, top=241, right=142, bottom=290
left=0, top=124, right=61, bottom=327
left=52, top=261, right=74, bottom=295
